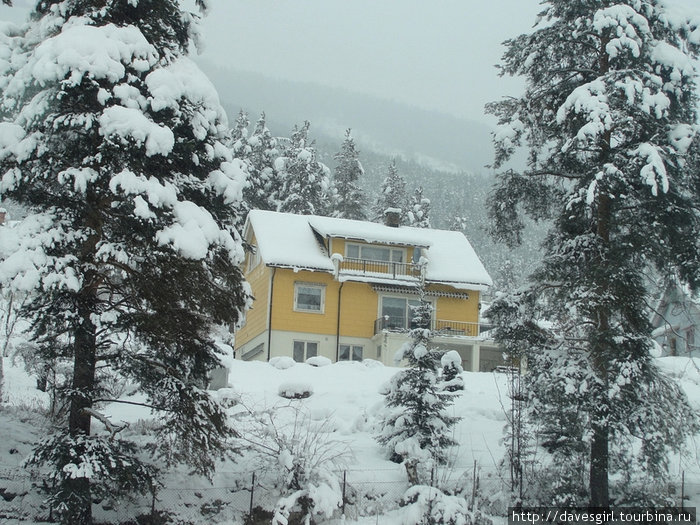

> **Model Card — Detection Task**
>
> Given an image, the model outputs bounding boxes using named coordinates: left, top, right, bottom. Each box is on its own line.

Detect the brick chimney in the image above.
left=383, top=207, right=402, bottom=228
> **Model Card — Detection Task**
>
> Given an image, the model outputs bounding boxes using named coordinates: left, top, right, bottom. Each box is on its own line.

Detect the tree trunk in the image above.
left=589, top=419, right=609, bottom=506
left=65, top=271, right=98, bottom=525
left=590, top=186, right=611, bottom=507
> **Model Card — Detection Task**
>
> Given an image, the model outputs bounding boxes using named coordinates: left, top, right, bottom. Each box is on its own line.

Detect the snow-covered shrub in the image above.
left=376, top=289, right=459, bottom=483
left=24, top=431, right=158, bottom=523
left=239, top=403, right=349, bottom=525
left=270, top=356, right=296, bottom=370
left=362, top=358, right=384, bottom=368
left=441, top=350, right=464, bottom=391
left=306, top=355, right=331, bottom=367
left=401, top=485, right=473, bottom=525
left=278, top=381, right=313, bottom=399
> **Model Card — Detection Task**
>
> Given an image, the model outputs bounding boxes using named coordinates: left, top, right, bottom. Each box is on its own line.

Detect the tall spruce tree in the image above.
left=243, top=111, right=281, bottom=214
left=372, top=160, right=408, bottom=224
left=0, top=1, right=248, bottom=522
left=276, top=121, right=332, bottom=216
left=487, top=0, right=700, bottom=506
left=332, top=128, right=367, bottom=220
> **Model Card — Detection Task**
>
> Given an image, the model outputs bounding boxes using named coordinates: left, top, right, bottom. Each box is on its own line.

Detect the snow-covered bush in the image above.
left=441, top=350, right=464, bottom=391
left=401, top=485, right=473, bottom=525
left=270, top=356, right=296, bottom=370
left=238, top=403, right=349, bottom=525
left=306, top=355, right=331, bottom=367
left=278, top=381, right=313, bottom=399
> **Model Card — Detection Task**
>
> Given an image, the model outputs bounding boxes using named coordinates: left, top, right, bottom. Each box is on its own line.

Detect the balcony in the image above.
left=374, top=316, right=493, bottom=337
left=339, top=257, right=420, bottom=280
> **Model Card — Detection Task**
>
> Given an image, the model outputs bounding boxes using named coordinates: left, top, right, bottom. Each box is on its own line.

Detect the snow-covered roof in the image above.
left=244, top=210, right=493, bottom=290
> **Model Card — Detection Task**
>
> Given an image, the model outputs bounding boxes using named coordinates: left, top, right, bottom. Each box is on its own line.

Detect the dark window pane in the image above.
left=306, top=342, right=318, bottom=358
left=346, top=245, right=359, bottom=258
left=362, top=246, right=391, bottom=261
left=296, top=285, right=322, bottom=311
left=382, top=297, right=407, bottom=329
left=352, top=346, right=363, bottom=361
left=293, top=341, right=305, bottom=362
left=339, top=345, right=350, bottom=361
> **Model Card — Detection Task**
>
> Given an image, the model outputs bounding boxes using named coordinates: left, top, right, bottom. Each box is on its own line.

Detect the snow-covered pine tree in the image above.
left=276, top=121, right=332, bottom=216
left=377, top=282, right=459, bottom=484
left=372, top=160, right=408, bottom=224
left=243, top=112, right=281, bottom=215
left=407, top=186, right=431, bottom=228
left=231, top=109, right=251, bottom=158
left=331, top=128, right=368, bottom=220
left=486, top=0, right=700, bottom=506
left=0, top=1, right=249, bottom=522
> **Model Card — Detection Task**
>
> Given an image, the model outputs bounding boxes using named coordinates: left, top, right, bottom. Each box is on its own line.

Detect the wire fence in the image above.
left=0, top=463, right=696, bottom=524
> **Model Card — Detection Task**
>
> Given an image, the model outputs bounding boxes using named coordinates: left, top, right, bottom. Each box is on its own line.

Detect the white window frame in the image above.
left=293, top=340, right=319, bottom=362
left=345, top=242, right=405, bottom=263
left=294, top=282, right=326, bottom=313
left=246, top=248, right=261, bottom=272
left=339, top=344, right=364, bottom=361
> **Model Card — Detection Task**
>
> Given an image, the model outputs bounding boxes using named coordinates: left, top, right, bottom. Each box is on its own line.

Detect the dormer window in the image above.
left=346, top=242, right=404, bottom=262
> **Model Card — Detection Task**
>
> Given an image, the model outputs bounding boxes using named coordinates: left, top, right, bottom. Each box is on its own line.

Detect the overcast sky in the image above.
left=0, top=0, right=698, bottom=125
left=195, top=0, right=543, bottom=122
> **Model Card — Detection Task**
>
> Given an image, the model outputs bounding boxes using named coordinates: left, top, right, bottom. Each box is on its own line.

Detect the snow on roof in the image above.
left=245, top=210, right=493, bottom=290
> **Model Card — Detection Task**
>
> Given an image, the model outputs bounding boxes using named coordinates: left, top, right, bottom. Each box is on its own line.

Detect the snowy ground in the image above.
left=1, top=355, right=699, bottom=524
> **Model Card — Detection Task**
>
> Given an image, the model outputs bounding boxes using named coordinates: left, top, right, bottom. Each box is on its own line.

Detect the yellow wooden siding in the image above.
left=271, top=270, right=339, bottom=335
left=338, top=281, right=378, bottom=338
left=433, top=290, right=480, bottom=335
left=330, top=237, right=345, bottom=256
left=235, top=256, right=270, bottom=349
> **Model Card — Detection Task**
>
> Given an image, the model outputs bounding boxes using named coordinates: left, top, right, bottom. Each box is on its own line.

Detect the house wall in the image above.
left=270, top=269, right=339, bottom=335
left=653, top=292, right=700, bottom=357
left=431, top=286, right=481, bottom=331
left=234, top=235, right=271, bottom=350
left=338, top=281, right=379, bottom=338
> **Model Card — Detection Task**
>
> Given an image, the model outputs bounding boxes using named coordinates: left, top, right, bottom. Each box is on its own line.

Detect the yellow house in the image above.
left=235, top=210, right=502, bottom=371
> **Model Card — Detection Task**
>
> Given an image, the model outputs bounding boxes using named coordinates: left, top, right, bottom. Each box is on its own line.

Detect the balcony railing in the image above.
left=374, top=317, right=494, bottom=337
left=339, top=257, right=420, bottom=279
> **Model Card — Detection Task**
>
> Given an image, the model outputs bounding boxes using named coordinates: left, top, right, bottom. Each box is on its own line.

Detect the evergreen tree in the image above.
left=331, top=128, right=367, bottom=220
left=407, top=186, right=431, bottom=228
left=231, top=109, right=251, bottom=158
left=243, top=112, right=281, bottom=214
left=372, top=160, right=408, bottom=224
left=0, top=1, right=248, bottom=522
left=276, top=121, right=332, bottom=216
left=376, top=283, right=459, bottom=484
left=486, top=0, right=700, bottom=506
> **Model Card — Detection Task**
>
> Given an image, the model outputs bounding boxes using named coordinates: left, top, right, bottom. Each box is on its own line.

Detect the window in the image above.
left=339, top=344, right=363, bottom=361
left=246, top=248, right=261, bottom=272
left=380, top=296, right=426, bottom=330
left=293, top=341, right=318, bottom=362
left=294, top=283, right=325, bottom=313
left=346, top=243, right=404, bottom=262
